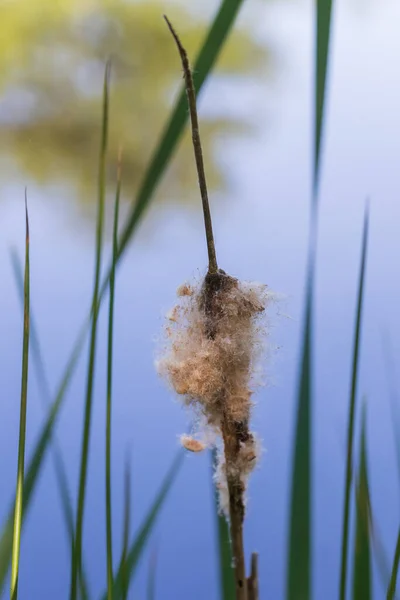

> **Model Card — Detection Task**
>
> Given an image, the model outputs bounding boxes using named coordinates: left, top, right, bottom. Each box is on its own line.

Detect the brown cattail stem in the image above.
left=247, top=553, right=259, bottom=600
left=163, top=15, right=218, bottom=274
left=164, top=18, right=261, bottom=600
left=221, top=416, right=248, bottom=600
left=202, top=272, right=252, bottom=600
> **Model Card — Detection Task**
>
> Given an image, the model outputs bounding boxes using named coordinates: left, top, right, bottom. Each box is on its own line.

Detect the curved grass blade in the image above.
left=120, top=453, right=132, bottom=600
left=9, top=250, right=90, bottom=600
left=211, top=449, right=235, bottom=600
left=381, top=333, right=400, bottom=599
left=286, top=257, right=313, bottom=600
left=0, top=321, right=86, bottom=594
left=286, top=2, right=334, bottom=597
left=10, top=248, right=73, bottom=533
left=368, top=497, right=391, bottom=598
left=70, top=61, right=110, bottom=600
left=381, top=331, right=400, bottom=598
left=10, top=249, right=73, bottom=533
left=339, top=205, right=369, bottom=600
left=336, top=400, right=391, bottom=597
left=388, top=529, right=400, bottom=600
left=352, top=403, right=371, bottom=600
left=106, top=155, right=122, bottom=600
left=10, top=196, right=30, bottom=600
left=101, top=451, right=184, bottom=600
left=314, top=0, right=334, bottom=198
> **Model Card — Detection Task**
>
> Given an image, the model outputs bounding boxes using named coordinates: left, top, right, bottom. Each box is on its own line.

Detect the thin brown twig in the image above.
left=163, top=15, right=218, bottom=275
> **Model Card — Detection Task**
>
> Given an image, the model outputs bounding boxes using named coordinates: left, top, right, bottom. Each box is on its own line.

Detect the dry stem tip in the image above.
left=164, top=14, right=218, bottom=275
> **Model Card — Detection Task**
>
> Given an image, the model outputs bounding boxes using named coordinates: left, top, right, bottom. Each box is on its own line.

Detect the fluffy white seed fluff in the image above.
left=157, top=274, right=271, bottom=516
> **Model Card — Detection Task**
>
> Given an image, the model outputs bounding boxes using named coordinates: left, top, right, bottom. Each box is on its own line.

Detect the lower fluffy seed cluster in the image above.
left=157, top=271, right=271, bottom=517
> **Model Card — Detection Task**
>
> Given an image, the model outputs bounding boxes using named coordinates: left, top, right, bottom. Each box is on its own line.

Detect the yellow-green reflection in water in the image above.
left=0, top=0, right=270, bottom=210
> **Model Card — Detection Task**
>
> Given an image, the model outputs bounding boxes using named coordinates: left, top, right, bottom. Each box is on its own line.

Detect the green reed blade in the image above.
left=339, top=205, right=369, bottom=600
left=106, top=156, right=122, bottom=600
left=10, top=195, right=30, bottom=600
left=70, top=62, right=110, bottom=600
left=352, top=403, right=371, bottom=600
left=100, top=451, right=183, bottom=600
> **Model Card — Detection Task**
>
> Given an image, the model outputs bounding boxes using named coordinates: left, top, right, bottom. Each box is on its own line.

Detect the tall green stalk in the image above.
left=103, top=451, right=183, bottom=600
left=106, top=154, right=122, bottom=600
left=120, top=453, right=131, bottom=600
left=286, top=1, right=334, bottom=596
left=339, top=205, right=369, bottom=600
left=388, top=530, right=400, bottom=599
left=352, top=403, right=371, bottom=600
left=10, top=250, right=90, bottom=600
left=10, top=196, right=30, bottom=600
left=70, top=62, right=110, bottom=600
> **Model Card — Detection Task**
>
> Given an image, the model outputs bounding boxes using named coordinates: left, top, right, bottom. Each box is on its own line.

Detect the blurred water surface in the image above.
left=1, top=0, right=400, bottom=598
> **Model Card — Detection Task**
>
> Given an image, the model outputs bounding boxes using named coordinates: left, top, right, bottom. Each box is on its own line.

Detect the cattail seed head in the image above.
left=157, top=271, right=271, bottom=517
